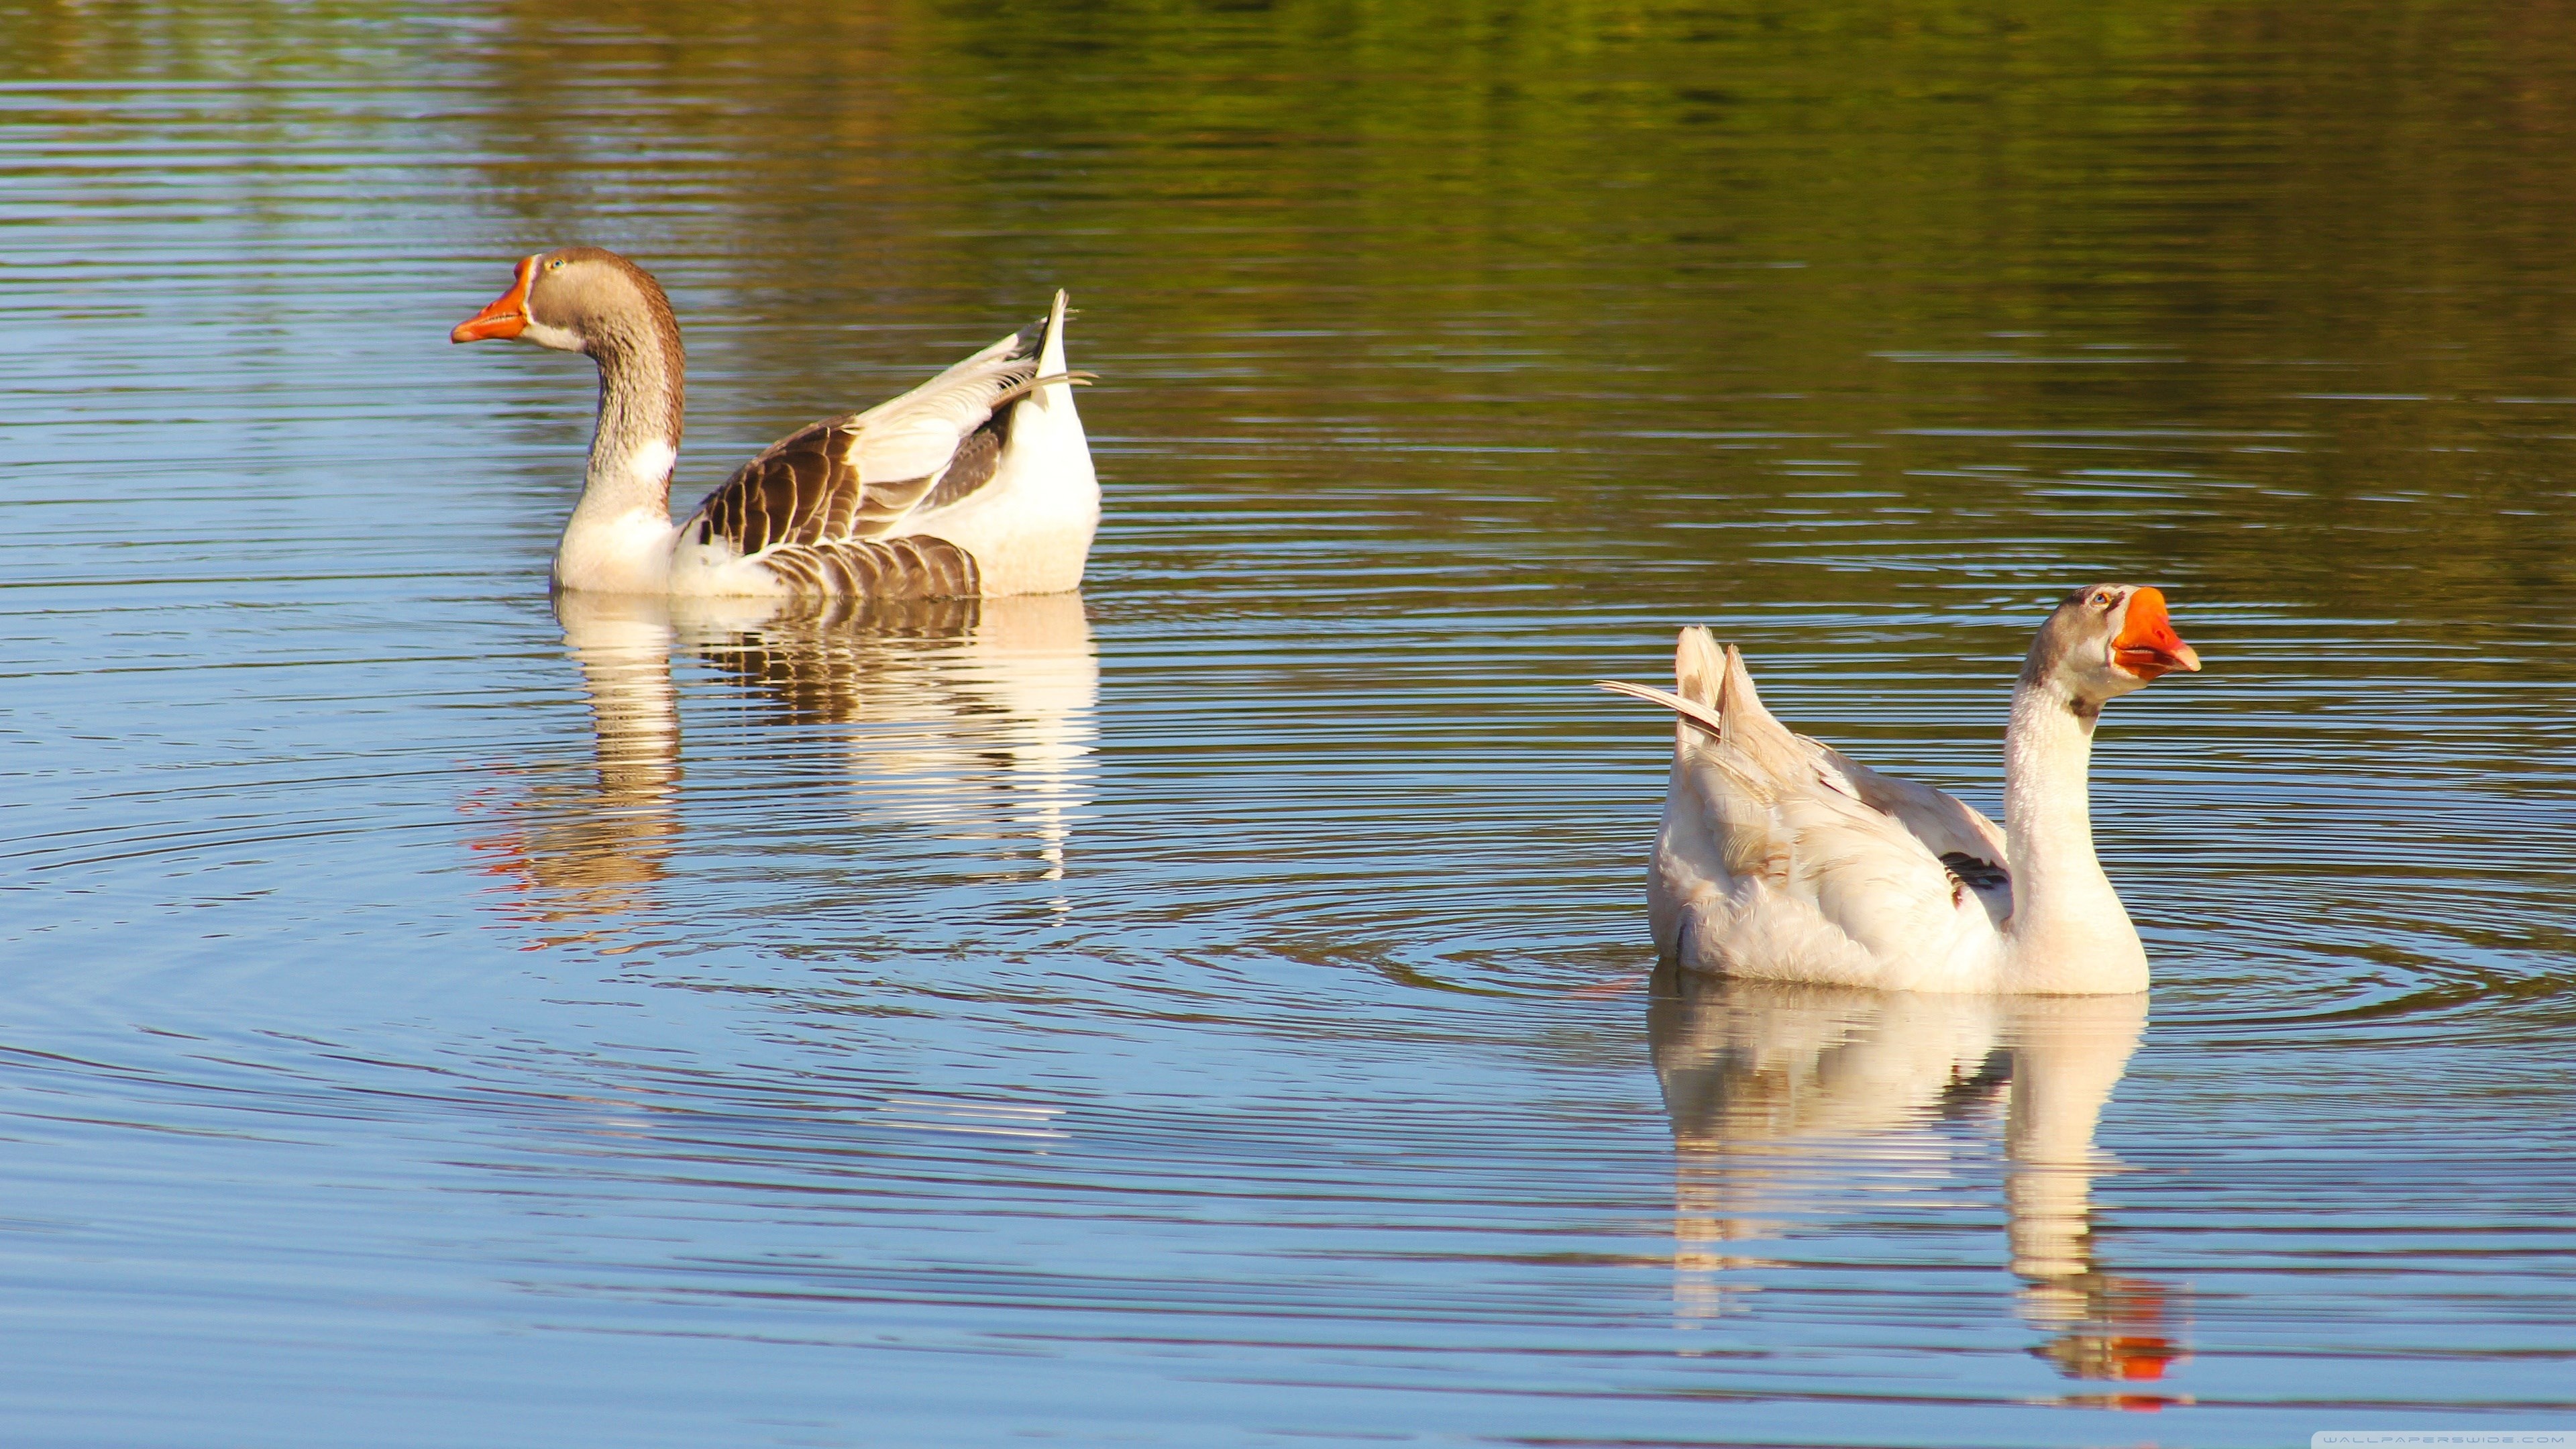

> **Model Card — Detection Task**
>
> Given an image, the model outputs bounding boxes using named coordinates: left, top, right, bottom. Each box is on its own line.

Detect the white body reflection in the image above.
left=466, top=591, right=1096, bottom=942
left=674, top=591, right=1097, bottom=884
left=1648, top=968, right=2184, bottom=1395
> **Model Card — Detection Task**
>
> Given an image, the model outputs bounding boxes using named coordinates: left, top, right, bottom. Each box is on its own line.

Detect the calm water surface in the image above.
left=3, top=3, right=2573, bottom=1445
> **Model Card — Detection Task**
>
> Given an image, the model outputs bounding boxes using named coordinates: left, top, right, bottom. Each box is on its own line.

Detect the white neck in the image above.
left=1999, top=679, right=2149, bottom=994
left=554, top=327, right=683, bottom=594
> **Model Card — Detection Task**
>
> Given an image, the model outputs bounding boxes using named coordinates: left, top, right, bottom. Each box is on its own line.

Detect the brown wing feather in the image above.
left=751, top=536, right=981, bottom=601
left=908, top=308, right=1051, bottom=515
left=688, top=419, right=897, bottom=555
left=677, top=314, right=1048, bottom=592
left=916, top=404, right=1016, bottom=515
left=683, top=409, right=1001, bottom=559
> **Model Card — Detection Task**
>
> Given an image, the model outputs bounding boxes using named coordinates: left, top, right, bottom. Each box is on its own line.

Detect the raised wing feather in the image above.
left=1604, top=630, right=2000, bottom=971
left=841, top=331, right=1035, bottom=483
left=680, top=325, right=1041, bottom=576
left=1817, top=745, right=2008, bottom=869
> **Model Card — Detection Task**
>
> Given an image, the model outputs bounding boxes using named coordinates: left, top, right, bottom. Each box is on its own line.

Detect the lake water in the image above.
left=3, top=3, right=2572, bottom=1446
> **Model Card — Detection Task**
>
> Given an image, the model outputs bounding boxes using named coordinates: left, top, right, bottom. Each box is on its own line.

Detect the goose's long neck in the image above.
left=2000, top=680, right=2148, bottom=994
left=557, top=322, right=684, bottom=593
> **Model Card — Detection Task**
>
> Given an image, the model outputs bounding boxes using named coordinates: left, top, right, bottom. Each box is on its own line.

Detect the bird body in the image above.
left=453, top=248, right=1096, bottom=600
left=1601, top=585, right=2200, bottom=995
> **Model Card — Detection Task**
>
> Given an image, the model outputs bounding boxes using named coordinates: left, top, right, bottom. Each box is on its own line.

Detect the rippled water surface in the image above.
left=4, top=3, right=2574, bottom=1445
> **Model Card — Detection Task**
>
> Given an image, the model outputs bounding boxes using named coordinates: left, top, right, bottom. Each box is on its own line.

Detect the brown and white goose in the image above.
left=452, top=248, right=1097, bottom=598
left=1598, top=585, right=2202, bottom=995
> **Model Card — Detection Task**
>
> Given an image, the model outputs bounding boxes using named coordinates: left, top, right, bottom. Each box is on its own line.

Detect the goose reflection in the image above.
left=465, top=594, right=682, bottom=946
left=1648, top=966, right=2185, bottom=1396
left=466, top=590, right=1096, bottom=943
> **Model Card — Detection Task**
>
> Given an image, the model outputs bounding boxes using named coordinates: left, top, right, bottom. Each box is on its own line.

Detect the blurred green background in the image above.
left=10, top=0, right=2573, bottom=633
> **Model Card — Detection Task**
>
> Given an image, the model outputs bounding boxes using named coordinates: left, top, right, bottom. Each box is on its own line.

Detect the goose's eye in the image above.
left=2090, top=590, right=2112, bottom=608
left=545, top=258, right=565, bottom=272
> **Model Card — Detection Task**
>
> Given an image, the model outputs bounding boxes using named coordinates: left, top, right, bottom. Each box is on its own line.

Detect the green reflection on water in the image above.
left=10, top=0, right=2573, bottom=635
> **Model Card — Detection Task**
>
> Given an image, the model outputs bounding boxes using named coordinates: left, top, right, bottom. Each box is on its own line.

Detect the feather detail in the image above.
left=1597, top=678, right=1725, bottom=740
left=679, top=325, right=1059, bottom=589
left=1606, top=632, right=2008, bottom=990
left=747, top=536, right=981, bottom=600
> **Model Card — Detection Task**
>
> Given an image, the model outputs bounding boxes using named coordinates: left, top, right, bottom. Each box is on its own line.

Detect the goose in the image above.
left=1599, top=584, right=2201, bottom=995
left=451, top=247, right=1097, bottom=598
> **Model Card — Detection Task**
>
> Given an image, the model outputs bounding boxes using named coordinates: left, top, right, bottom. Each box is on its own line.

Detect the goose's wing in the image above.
left=1757, top=747, right=2003, bottom=956
left=1817, top=745, right=2008, bottom=880
left=678, top=325, right=1046, bottom=593
left=1603, top=631, right=1999, bottom=968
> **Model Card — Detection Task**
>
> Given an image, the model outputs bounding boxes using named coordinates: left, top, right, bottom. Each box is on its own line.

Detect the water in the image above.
left=3, top=3, right=2573, bottom=1444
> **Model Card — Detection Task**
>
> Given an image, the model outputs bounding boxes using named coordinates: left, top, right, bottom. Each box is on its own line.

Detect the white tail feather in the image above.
left=1034, top=289, right=1073, bottom=411
left=1596, top=678, right=1725, bottom=740
left=988, top=370, right=1095, bottom=411
left=1675, top=626, right=1727, bottom=708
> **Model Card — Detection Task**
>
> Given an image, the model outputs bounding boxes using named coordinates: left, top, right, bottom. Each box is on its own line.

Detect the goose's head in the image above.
left=2026, top=584, right=2202, bottom=707
left=450, top=247, right=680, bottom=360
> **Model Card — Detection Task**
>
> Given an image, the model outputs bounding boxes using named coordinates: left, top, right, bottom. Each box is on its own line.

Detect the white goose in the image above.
left=1599, top=584, right=2201, bottom=995
left=452, top=247, right=1097, bottom=598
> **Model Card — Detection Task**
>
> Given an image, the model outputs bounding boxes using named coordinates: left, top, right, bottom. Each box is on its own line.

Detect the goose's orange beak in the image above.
left=2113, top=588, right=2200, bottom=680
left=451, top=257, right=534, bottom=343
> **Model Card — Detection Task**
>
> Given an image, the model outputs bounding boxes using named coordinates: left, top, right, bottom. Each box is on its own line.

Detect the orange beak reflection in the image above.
left=2112, top=587, right=2202, bottom=680
left=451, top=256, right=535, bottom=343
